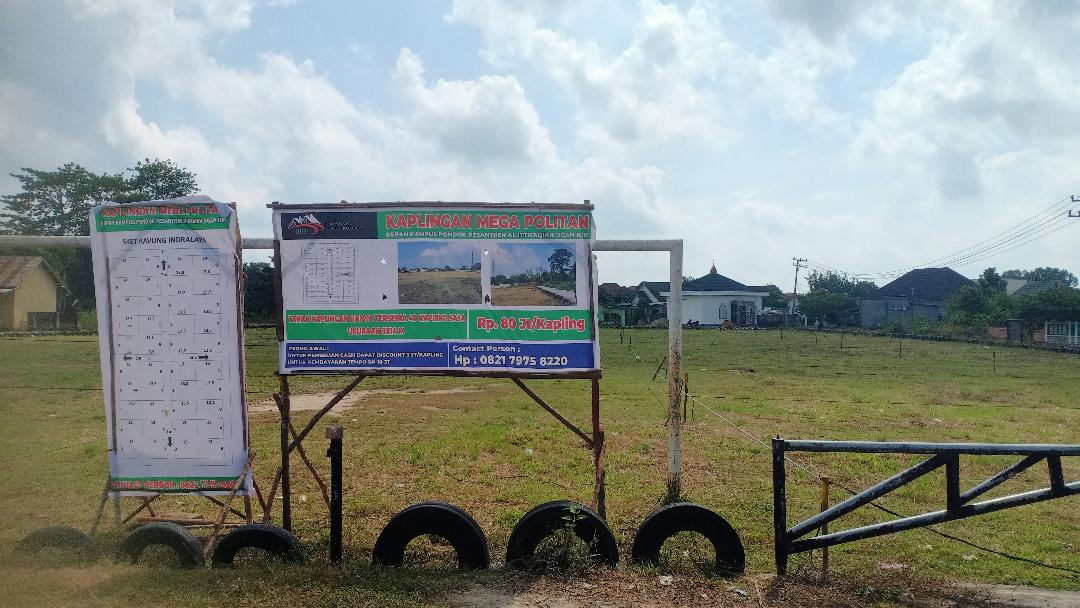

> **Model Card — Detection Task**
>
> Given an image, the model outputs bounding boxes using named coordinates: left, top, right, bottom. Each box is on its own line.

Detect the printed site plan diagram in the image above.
left=272, top=203, right=599, bottom=375
left=90, top=196, right=251, bottom=495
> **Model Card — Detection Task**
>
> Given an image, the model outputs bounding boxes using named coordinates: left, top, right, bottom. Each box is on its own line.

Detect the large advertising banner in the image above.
left=90, top=196, right=251, bottom=495
left=273, top=203, right=599, bottom=375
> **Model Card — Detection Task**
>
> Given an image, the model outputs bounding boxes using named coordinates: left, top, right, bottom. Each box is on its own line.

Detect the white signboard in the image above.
left=90, top=196, right=250, bottom=495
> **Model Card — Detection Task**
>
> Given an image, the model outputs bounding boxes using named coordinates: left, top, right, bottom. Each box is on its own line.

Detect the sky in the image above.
left=490, top=242, right=575, bottom=276
left=399, top=240, right=480, bottom=270
left=1, top=0, right=1078, bottom=290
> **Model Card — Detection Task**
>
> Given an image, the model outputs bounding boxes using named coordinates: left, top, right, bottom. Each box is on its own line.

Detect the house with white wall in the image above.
left=631, top=264, right=772, bottom=326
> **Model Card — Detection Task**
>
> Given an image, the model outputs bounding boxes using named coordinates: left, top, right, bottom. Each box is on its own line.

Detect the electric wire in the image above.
left=805, top=195, right=1077, bottom=281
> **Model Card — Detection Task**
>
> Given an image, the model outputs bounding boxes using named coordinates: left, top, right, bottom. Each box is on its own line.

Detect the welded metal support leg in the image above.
left=279, top=375, right=292, bottom=532
left=773, top=437, right=788, bottom=575
left=666, top=241, right=683, bottom=501
left=326, top=425, right=344, bottom=565
left=591, top=378, right=606, bottom=519
left=90, top=476, right=111, bottom=536
left=113, top=492, right=121, bottom=528
left=946, top=453, right=961, bottom=511
left=819, top=477, right=830, bottom=583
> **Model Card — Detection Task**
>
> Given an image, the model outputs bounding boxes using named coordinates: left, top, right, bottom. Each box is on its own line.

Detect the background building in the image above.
left=0, top=256, right=63, bottom=331
left=859, top=267, right=972, bottom=329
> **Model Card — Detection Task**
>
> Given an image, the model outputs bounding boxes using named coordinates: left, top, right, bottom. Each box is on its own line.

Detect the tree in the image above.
left=1001, top=267, right=1078, bottom=287
left=1014, top=287, right=1080, bottom=327
left=0, top=158, right=199, bottom=236
left=798, top=291, right=856, bottom=325
left=0, top=163, right=124, bottom=236
left=947, top=285, right=989, bottom=316
left=548, top=248, right=574, bottom=276
left=242, top=262, right=276, bottom=323
left=122, top=158, right=199, bottom=202
left=805, top=270, right=877, bottom=298
left=946, top=284, right=1014, bottom=328
left=799, top=271, right=875, bottom=325
left=763, top=285, right=786, bottom=308
left=977, top=267, right=1007, bottom=294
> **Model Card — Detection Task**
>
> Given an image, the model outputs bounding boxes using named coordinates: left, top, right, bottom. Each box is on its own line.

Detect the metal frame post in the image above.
left=667, top=240, right=683, bottom=500
left=326, top=425, right=344, bottom=564
left=773, top=437, right=788, bottom=575
left=592, top=239, right=684, bottom=499
left=591, top=377, right=606, bottom=518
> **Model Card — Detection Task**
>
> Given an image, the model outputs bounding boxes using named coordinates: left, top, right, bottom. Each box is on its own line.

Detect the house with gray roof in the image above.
left=1012, top=280, right=1070, bottom=298
left=859, top=267, right=972, bottom=328
left=631, top=264, right=773, bottom=326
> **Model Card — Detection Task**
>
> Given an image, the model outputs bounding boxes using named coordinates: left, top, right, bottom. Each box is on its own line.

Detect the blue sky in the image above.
left=399, top=240, right=480, bottom=270
left=491, top=242, right=576, bottom=276
left=2, top=1, right=1078, bottom=289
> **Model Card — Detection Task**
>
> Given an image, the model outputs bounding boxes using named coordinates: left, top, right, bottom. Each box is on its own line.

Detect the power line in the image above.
left=865, top=196, right=1075, bottom=277
left=806, top=195, right=1078, bottom=281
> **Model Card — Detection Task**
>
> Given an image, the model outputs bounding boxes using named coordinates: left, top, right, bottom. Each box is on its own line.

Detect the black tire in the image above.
left=119, top=522, right=203, bottom=568
left=372, top=501, right=489, bottom=570
left=506, top=500, right=618, bottom=568
left=210, top=524, right=304, bottom=567
left=17, top=526, right=89, bottom=552
left=631, top=502, right=745, bottom=574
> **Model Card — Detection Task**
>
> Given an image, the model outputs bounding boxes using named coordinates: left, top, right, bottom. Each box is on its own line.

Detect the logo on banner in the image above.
left=281, top=211, right=378, bottom=240
left=288, top=214, right=325, bottom=235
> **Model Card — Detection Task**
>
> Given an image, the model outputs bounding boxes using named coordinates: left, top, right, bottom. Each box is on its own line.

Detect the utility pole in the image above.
left=790, top=257, right=807, bottom=317
left=1069, top=194, right=1079, bottom=217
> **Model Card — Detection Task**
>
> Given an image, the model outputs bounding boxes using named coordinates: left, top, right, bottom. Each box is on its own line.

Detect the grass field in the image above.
left=0, top=329, right=1078, bottom=606
left=398, top=270, right=482, bottom=304
left=490, top=285, right=567, bottom=306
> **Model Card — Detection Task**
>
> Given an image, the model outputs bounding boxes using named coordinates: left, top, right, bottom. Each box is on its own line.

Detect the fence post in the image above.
left=325, top=425, right=344, bottom=565
left=819, top=477, right=831, bottom=583
left=773, top=437, right=788, bottom=575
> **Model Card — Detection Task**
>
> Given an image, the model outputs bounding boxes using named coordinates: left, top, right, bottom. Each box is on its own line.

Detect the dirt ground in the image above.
left=399, top=270, right=482, bottom=304
left=490, top=285, right=567, bottom=306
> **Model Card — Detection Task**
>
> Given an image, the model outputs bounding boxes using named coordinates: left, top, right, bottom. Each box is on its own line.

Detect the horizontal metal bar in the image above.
left=0, top=235, right=676, bottom=254
left=789, top=481, right=1080, bottom=554
left=592, top=239, right=682, bottom=252
left=960, top=454, right=1044, bottom=503
left=782, top=440, right=1080, bottom=456
left=0, top=235, right=90, bottom=247
left=788, top=454, right=946, bottom=540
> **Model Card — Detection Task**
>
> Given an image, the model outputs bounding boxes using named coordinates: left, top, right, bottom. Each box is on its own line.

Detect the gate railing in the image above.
left=772, top=439, right=1080, bottom=574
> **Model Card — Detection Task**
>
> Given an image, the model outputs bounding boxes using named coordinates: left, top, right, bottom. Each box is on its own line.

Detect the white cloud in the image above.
left=393, top=48, right=556, bottom=164
left=3, top=0, right=1078, bottom=287
left=448, top=0, right=857, bottom=149
left=854, top=1, right=1080, bottom=199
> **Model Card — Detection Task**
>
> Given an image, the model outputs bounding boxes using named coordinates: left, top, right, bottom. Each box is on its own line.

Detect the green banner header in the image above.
left=286, top=309, right=470, bottom=340
left=110, top=476, right=246, bottom=493
left=95, top=203, right=231, bottom=232
left=285, top=308, right=594, bottom=341
left=378, top=210, right=591, bottom=240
